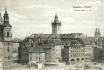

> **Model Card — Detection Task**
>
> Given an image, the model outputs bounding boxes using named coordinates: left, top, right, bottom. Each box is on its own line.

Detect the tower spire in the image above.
left=5, top=6, right=7, bottom=11
left=2, top=6, right=11, bottom=27
left=95, top=25, right=98, bottom=37
left=54, top=13, right=59, bottom=23
left=5, top=6, right=7, bottom=13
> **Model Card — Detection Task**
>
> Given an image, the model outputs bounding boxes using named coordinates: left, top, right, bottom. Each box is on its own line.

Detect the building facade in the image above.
left=18, top=39, right=45, bottom=64
left=62, top=39, right=85, bottom=64
left=42, top=39, right=64, bottom=64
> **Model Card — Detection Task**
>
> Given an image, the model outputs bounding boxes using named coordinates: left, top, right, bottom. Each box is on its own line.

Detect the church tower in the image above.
left=1, top=6, right=13, bottom=67
left=94, top=27, right=101, bottom=38
left=94, top=27, right=97, bottom=37
left=51, top=14, right=61, bottom=34
left=97, top=28, right=101, bottom=37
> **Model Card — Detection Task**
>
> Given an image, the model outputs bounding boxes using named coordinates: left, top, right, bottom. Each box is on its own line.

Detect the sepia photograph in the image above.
left=0, top=0, right=104, bottom=70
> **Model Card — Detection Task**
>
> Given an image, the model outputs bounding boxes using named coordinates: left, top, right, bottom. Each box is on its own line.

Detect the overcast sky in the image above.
left=0, top=0, right=104, bottom=39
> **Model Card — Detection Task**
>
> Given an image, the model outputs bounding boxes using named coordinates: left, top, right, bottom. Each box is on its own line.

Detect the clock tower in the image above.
left=51, top=14, right=61, bottom=34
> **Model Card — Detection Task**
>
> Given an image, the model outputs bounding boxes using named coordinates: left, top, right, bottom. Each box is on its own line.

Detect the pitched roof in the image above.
left=80, top=38, right=91, bottom=45
left=70, top=40, right=78, bottom=45
left=61, top=38, right=85, bottom=46
left=13, top=38, right=22, bottom=43
left=24, top=43, right=32, bottom=51
left=42, top=39, right=63, bottom=45
left=2, top=22, right=12, bottom=27
left=60, top=33, right=86, bottom=38
left=29, top=46, right=45, bottom=53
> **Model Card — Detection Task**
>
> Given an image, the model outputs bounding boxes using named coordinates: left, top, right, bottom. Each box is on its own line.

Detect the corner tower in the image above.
left=94, top=27, right=97, bottom=37
left=97, top=28, right=101, bottom=37
left=51, top=14, right=61, bottom=34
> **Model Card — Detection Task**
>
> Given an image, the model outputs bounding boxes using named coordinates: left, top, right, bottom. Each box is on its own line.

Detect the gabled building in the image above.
left=80, top=38, right=93, bottom=62
left=29, top=44, right=45, bottom=64
left=18, top=40, right=45, bottom=64
left=42, top=39, right=64, bottom=64
left=61, top=38, right=85, bottom=64
left=18, top=42, right=32, bottom=64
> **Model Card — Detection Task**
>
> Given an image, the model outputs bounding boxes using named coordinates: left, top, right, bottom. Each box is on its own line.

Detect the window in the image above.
left=31, top=57, right=32, bottom=60
left=7, top=32, right=9, bottom=36
left=8, top=56, right=10, bottom=59
left=7, top=47, right=10, bottom=52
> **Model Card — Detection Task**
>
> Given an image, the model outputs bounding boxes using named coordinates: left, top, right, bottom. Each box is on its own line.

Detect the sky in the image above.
left=0, top=0, right=104, bottom=39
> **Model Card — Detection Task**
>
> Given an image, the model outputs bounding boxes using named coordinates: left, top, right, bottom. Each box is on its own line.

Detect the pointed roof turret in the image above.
left=54, top=13, right=59, bottom=23
left=2, top=6, right=11, bottom=27
left=5, top=6, right=7, bottom=14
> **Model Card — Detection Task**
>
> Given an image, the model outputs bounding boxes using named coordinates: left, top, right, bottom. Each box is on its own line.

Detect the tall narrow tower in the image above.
left=94, top=27, right=97, bottom=37
left=1, top=6, right=13, bottom=67
left=97, top=28, right=101, bottom=37
left=51, top=14, right=61, bottom=34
